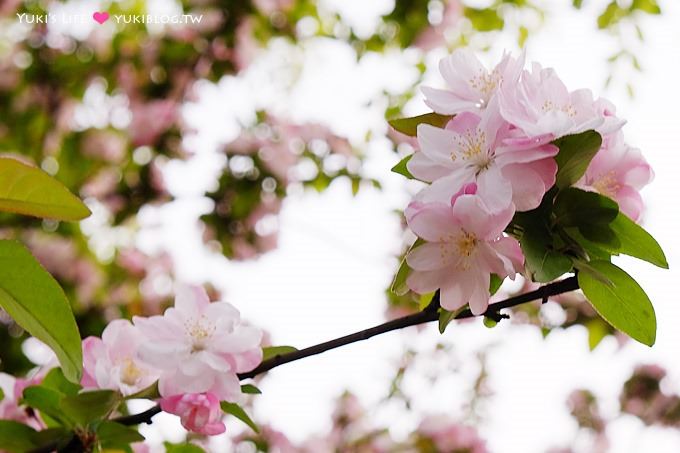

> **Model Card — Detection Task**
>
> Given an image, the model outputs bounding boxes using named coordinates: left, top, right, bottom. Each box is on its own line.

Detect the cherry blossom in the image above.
left=160, top=392, right=226, bottom=435
left=577, top=132, right=653, bottom=222
left=405, top=184, right=523, bottom=314
left=409, top=98, right=558, bottom=211
left=417, top=415, right=488, bottom=453
left=81, top=319, right=159, bottom=396
left=422, top=49, right=524, bottom=113
left=498, top=62, right=623, bottom=139
left=134, top=286, right=263, bottom=401
left=0, top=373, right=45, bottom=430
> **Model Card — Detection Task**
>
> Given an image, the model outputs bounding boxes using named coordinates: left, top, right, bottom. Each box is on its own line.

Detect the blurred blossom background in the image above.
left=1, top=0, right=679, bottom=451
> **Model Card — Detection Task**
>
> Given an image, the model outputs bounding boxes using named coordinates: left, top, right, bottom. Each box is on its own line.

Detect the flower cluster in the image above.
left=403, top=49, right=652, bottom=314
left=81, top=286, right=263, bottom=435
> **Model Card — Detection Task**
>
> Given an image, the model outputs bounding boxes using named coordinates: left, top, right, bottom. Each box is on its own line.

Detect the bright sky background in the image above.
left=126, top=0, right=680, bottom=451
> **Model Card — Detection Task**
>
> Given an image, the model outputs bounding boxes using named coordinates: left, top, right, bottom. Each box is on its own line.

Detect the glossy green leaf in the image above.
left=41, top=368, right=81, bottom=396
left=164, top=442, right=206, bottom=453
left=552, top=131, right=602, bottom=189
left=60, top=390, right=121, bottom=427
left=438, top=306, right=465, bottom=334
left=125, top=382, right=159, bottom=400
left=390, top=155, right=414, bottom=179
left=97, top=421, right=144, bottom=449
left=578, top=261, right=656, bottom=346
left=0, top=240, right=82, bottom=382
left=221, top=402, right=259, bottom=433
left=0, top=420, right=39, bottom=452
left=22, top=386, right=72, bottom=427
left=489, top=274, right=503, bottom=296
left=564, top=227, right=612, bottom=261
left=388, top=113, right=451, bottom=137
left=515, top=213, right=573, bottom=283
left=391, top=238, right=425, bottom=296
left=0, top=157, right=90, bottom=221
left=608, top=213, right=668, bottom=268
left=262, top=346, right=297, bottom=361
left=586, top=319, right=609, bottom=351
left=418, top=291, right=436, bottom=311
left=513, top=189, right=573, bottom=282
left=241, top=384, right=262, bottom=395
left=554, top=188, right=619, bottom=227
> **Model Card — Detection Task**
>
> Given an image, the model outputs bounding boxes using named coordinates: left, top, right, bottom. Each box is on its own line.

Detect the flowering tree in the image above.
left=0, top=0, right=669, bottom=451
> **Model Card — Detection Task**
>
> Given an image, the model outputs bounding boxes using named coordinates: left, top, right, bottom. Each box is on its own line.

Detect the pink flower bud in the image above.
left=160, top=392, right=226, bottom=436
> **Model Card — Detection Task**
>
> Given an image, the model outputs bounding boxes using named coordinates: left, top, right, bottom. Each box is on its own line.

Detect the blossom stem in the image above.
left=115, top=276, right=579, bottom=426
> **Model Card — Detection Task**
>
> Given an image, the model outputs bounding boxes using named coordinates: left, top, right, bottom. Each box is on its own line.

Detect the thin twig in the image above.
left=115, top=276, right=579, bottom=426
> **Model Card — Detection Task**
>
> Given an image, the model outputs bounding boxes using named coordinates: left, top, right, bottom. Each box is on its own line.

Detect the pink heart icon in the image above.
left=92, top=11, right=109, bottom=24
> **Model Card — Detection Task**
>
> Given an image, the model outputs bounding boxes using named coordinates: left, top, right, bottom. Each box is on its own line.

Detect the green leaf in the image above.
left=554, top=188, right=619, bottom=228
left=241, top=384, right=262, bottom=395
left=489, top=274, right=503, bottom=296
left=388, top=113, right=452, bottom=137
left=573, top=0, right=584, bottom=9
left=464, top=7, right=504, bottom=31
left=608, top=213, right=668, bottom=268
left=391, top=257, right=411, bottom=296
left=578, top=261, right=656, bottom=346
left=512, top=188, right=573, bottom=282
left=418, top=292, right=436, bottom=311
left=32, top=428, right=72, bottom=452
left=564, top=228, right=612, bottom=261
left=125, top=382, right=159, bottom=400
left=390, top=155, right=414, bottom=179
left=220, top=402, right=259, bottom=433
left=515, top=214, right=572, bottom=282
left=0, top=157, right=91, bottom=221
left=572, top=259, right=613, bottom=287
left=586, top=319, right=609, bottom=351
left=22, top=386, right=72, bottom=427
left=438, top=306, right=465, bottom=334
left=552, top=131, right=603, bottom=189
left=0, top=240, right=82, bottom=382
left=60, top=390, right=121, bottom=427
left=0, top=420, right=39, bottom=452
left=96, top=421, right=144, bottom=449
left=391, top=238, right=425, bottom=296
left=41, top=368, right=81, bottom=396
left=262, top=346, right=297, bottom=361
left=598, top=1, right=626, bottom=28
left=164, top=442, right=206, bottom=453
left=631, top=0, right=661, bottom=14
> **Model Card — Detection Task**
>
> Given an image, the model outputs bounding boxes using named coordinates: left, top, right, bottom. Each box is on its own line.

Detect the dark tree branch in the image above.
left=116, top=276, right=579, bottom=426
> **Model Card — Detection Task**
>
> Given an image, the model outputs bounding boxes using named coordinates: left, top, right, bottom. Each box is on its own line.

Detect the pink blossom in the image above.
left=422, top=49, right=524, bottom=114
left=81, top=319, right=159, bottom=396
left=129, top=100, right=177, bottom=147
left=0, top=373, right=44, bottom=430
left=160, top=392, right=226, bottom=436
left=405, top=185, right=523, bottom=314
left=131, top=443, right=150, bottom=453
left=414, top=1, right=462, bottom=51
left=498, top=62, right=623, bottom=139
left=409, top=98, right=558, bottom=211
left=418, top=415, right=488, bottom=453
left=577, top=132, right=653, bottom=222
left=134, top=286, right=263, bottom=400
